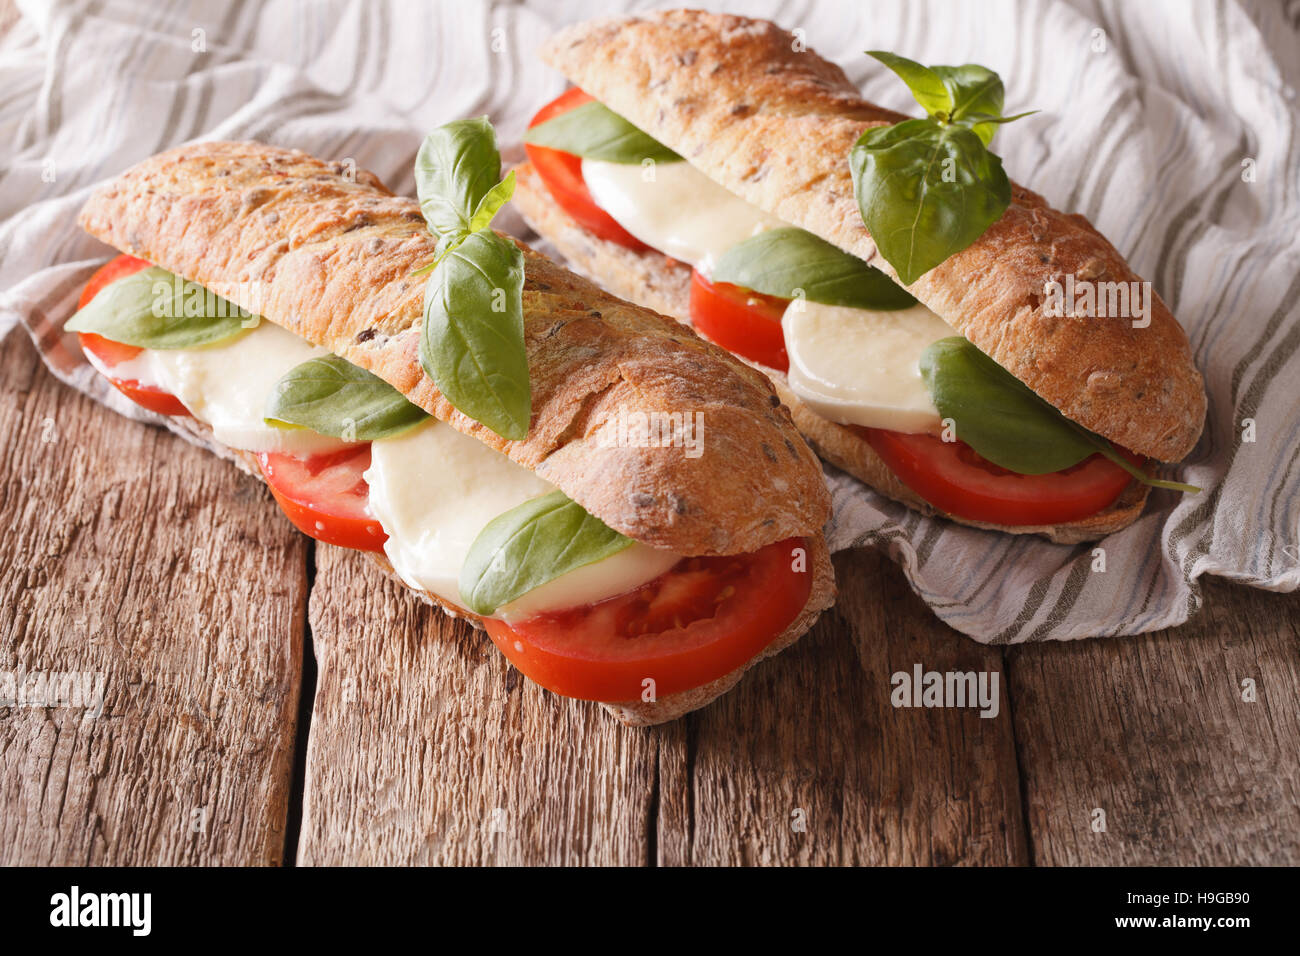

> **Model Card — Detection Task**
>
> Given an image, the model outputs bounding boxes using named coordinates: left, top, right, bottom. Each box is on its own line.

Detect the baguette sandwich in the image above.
left=514, top=9, right=1207, bottom=543
left=64, top=127, right=835, bottom=725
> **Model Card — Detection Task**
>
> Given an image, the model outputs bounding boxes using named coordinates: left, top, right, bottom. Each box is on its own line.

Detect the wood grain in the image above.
left=1008, top=576, right=1300, bottom=865
left=6, top=322, right=1300, bottom=867
left=0, top=331, right=307, bottom=865
left=656, top=548, right=1029, bottom=865
left=296, top=543, right=659, bottom=865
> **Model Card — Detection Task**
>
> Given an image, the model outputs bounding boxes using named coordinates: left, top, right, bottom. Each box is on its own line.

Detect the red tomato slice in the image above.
left=78, top=253, right=151, bottom=310
left=483, top=536, right=812, bottom=702
left=79, top=331, right=144, bottom=367
left=525, top=88, right=650, bottom=251
left=257, top=446, right=388, bottom=552
left=688, top=269, right=791, bottom=372
left=77, top=254, right=192, bottom=418
left=861, top=428, right=1139, bottom=526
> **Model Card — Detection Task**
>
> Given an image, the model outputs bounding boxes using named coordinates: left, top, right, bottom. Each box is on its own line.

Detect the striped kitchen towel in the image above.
left=1, top=0, right=1296, bottom=642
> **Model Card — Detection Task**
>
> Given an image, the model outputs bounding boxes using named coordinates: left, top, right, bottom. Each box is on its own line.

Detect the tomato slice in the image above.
left=76, top=254, right=193, bottom=418
left=525, top=88, right=650, bottom=251
left=257, top=446, right=388, bottom=552
left=861, top=428, right=1138, bottom=526
left=688, top=269, right=791, bottom=372
left=78, top=253, right=151, bottom=310
left=483, top=537, right=811, bottom=702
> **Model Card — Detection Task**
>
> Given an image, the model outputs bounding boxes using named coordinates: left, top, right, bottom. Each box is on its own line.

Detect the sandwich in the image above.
left=64, top=122, right=835, bottom=726
left=513, top=9, right=1207, bottom=543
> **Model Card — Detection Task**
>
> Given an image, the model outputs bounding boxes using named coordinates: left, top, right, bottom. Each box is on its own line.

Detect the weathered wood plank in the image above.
left=0, top=331, right=307, bottom=865
left=297, top=543, right=659, bottom=865
left=1008, top=576, right=1300, bottom=865
left=658, top=548, right=1028, bottom=865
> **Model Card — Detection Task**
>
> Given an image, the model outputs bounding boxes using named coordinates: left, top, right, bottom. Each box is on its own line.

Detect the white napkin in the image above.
left=2, top=0, right=1296, bottom=642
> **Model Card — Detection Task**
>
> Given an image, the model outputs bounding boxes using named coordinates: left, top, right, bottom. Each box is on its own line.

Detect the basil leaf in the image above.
left=65, top=265, right=256, bottom=349
left=853, top=54, right=1033, bottom=281
left=524, top=100, right=681, bottom=164
left=920, top=337, right=1201, bottom=493
left=459, top=490, right=633, bottom=616
left=415, top=117, right=506, bottom=240
left=931, top=64, right=1004, bottom=144
left=850, top=119, right=1010, bottom=284
left=921, top=337, right=1097, bottom=474
left=711, top=227, right=917, bottom=310
left=420, top=229, right=530, bottom=441
left=866, top=52, right=952, bottom=117
left=960, top=109, right=1040, bottom=136
left=414, top=117, right=531, bottom=439
left=469, top=168, right=516, bottom=233
left=265, top=355, right=428, bottom=441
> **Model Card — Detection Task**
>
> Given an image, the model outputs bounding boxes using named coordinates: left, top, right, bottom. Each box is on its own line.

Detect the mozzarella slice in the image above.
left=365, top=420, right=682, bottom=617
left=782, top=300, right=958, bottom=434
left=497, top=543, right=683, bottom=624
left=95, top=322, right=353, bottom=456
left=581, top=158, right=788, bottom=274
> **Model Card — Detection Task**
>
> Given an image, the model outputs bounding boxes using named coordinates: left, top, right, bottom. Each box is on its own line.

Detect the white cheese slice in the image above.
left=93, top=321, right=352, bottom=456
left=365, top=420, right=682, bottom=617
left=497, top=543, right=683, bottom=624
left=782, top=300, right=958, bottom=434
left=581, top=157, right=788, bottom=274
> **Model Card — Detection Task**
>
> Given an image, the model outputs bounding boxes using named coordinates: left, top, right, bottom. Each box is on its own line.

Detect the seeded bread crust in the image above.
left=539, top=8, right=1206, bottom=463
left=514, top=161, right=1150, bottom=543
left=77, top=140, right=831, bottom=557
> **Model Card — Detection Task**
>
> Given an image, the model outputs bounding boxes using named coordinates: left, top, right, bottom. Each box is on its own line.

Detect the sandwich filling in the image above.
left=67, top=253, right=814, bottom=703
left=525, top=88, right=1170, bottom=528
left=583, top=157, right=960, bottom=433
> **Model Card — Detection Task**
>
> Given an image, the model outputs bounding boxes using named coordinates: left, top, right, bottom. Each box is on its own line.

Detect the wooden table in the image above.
left=2, top=329, right=1297, bottom=866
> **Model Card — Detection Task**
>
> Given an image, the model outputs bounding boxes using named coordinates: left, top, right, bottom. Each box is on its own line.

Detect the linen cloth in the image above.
left=1, top=0, right=1296, bottom=641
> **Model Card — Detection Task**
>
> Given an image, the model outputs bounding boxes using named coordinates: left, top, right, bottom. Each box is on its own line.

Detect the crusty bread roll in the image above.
left=515, top=9, right=1206, bottom=540
left=538, top=9, right=1205, bottom=464
left=77, top=140, right=836, bottom=725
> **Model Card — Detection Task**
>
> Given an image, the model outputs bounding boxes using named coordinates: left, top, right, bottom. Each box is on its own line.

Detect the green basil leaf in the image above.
left=920, top=336, right=1201, bottom=493
left=867, top=51, right=952, bottom=117
left=711, top=227, right=917, bottom=310
left=265, top=355, right=428, bottom=441
left=65, top=265, right=256, bottom=348
left=459, top=490, right=633, bottom=616
left=415, top=116, right=506, bottom=240
left=420, top=229, right=530, bottom=440
left=850, top=119, right=1011, bottom=284
left=920, top=337, right=1097, bottom=474
left=523, top=100, right=681, bottom=164
left=468, top=168, right=516, bottom=233
left=931, top=64, right=1004, bottom=144
left=961, top=109, right=1039, bottom=127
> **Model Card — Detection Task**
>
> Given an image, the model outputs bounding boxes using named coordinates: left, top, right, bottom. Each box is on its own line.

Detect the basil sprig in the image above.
left=711, top=227, right=917, bottom=311
left=65, top=265, right=256, bottom=349
left=415, top=117, right=531, bottom=440
left=264, top=355, right=428, bottom=441
left=524, top=100, right=681, bottom=164
left=422, top=230, right=529, bottom=439
left=459, top=490, right=634, bottom=616
left=850, top=52, right=1036, bottom=285
left=920, top=337, right=1199, bottom=493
